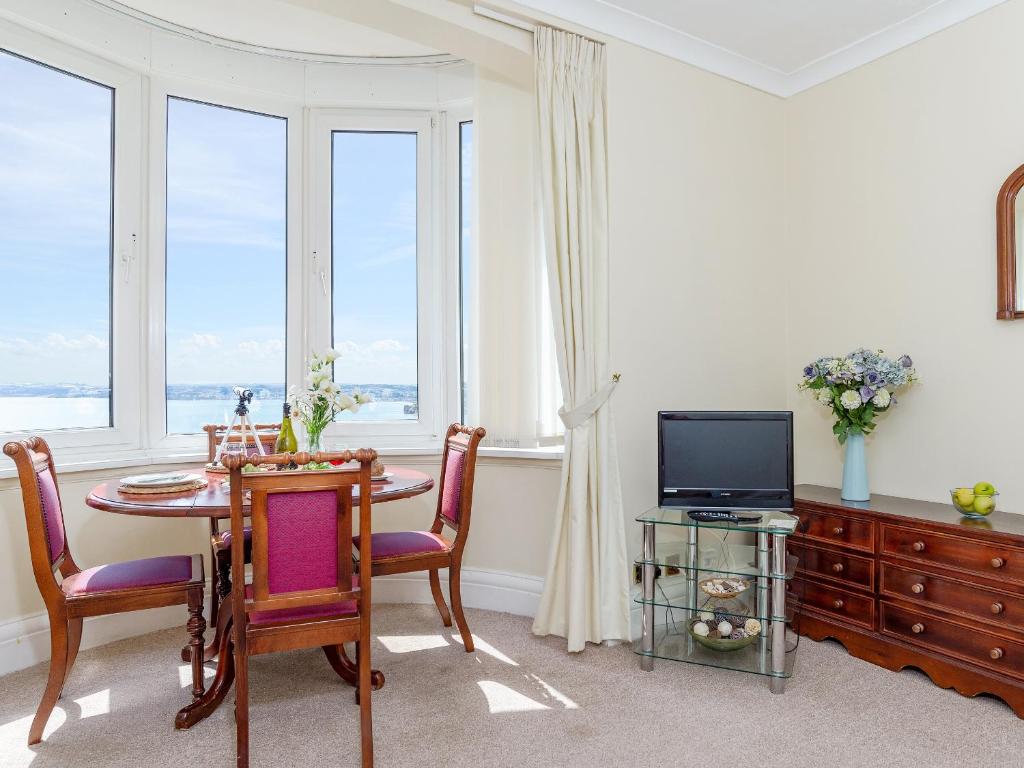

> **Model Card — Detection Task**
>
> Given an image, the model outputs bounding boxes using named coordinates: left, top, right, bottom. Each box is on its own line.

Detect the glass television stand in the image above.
left=634, top=508, right=800, bottom=693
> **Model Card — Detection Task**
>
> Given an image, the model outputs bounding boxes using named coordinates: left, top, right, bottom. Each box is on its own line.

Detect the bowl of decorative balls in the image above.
left=688, top=611, right=762, bottom=652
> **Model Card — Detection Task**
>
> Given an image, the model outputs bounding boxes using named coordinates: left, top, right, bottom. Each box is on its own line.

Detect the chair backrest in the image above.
left=3, top=437, right=78, bottom=601
left=223, top=449, right=376, bottom=622
left=433, top=424, right=486, bottom=549
left=204, top=423, right=281, bottom=463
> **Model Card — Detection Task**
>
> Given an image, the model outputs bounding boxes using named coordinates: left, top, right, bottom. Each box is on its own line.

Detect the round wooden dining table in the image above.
left=86, top=466, right=434, bottom=730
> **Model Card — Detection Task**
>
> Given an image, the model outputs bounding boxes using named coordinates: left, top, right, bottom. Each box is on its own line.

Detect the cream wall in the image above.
left=784, top=0, right=1024, bottom=508
left=606, top=41, right=788, bottom=554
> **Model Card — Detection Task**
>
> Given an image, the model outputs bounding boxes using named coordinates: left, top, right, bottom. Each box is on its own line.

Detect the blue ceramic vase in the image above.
left=841, top=432, right=869, bottom=501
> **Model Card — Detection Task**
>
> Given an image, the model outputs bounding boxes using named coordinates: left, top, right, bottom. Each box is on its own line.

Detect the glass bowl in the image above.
left=950, top=488, right=998, bottom=518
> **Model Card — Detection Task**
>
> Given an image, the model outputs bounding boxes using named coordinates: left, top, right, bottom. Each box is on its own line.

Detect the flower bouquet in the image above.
left=287, top=349, right=372, bottom=463
left=800, top=348, right=917, bottom=500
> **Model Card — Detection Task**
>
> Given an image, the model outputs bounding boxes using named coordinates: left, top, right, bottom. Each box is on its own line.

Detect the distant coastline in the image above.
left=0, top=383, right=417, bottom=402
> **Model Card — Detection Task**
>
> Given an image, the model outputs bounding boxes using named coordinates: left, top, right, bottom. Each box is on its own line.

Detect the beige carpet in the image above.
left=0, top=604, right=1021, bottom=767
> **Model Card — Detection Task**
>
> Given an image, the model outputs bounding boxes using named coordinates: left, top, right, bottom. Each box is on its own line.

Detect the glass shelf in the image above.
left=636, top=507, right=798, bottom=535
left=633, top=622, right=799, bottom=679
left=635, top=543, right=797, bottom=580
left=634, top=589, right=799, bottom=625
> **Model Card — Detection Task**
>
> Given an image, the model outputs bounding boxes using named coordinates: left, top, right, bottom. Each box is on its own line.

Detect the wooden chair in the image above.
left=202, top=423, right=279, bottom=636
left=355, top=424, right=485, bottom=651
left=223, top=449, right=376, bottom=768
left=3, top=436, right=206, bottom=745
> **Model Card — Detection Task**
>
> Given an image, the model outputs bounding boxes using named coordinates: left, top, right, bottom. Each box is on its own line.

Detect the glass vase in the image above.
left=304, top=428, right=324, bottom=456
left=841, top=432, right=869, bottom=501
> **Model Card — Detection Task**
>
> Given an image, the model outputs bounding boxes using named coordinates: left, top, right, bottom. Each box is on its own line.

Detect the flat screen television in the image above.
left=658, top=411, right=794, bottom=510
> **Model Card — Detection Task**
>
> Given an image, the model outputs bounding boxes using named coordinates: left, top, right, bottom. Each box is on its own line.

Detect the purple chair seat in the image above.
left=353, top=531, right=451, bottom=560
left=215, top=527, right=252, bottom=551
left=245, top=584, right=357, bottom=626
left=61, top=555, right=194, bottom=596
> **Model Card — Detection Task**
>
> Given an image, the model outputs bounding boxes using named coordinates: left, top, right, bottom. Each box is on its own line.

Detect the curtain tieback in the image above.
left=558, top=374, right=621, bottom=430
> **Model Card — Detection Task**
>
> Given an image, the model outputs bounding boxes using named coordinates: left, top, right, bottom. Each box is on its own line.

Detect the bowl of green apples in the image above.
left=951, top=483, right=998, bottom=518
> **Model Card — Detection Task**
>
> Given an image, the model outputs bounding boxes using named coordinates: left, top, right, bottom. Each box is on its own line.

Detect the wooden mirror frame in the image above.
left=996, top=162, right=1024, bottom=319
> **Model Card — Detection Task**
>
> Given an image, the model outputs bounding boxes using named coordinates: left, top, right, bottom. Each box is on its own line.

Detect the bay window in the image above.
left=0, top=21, right=474, bottom=462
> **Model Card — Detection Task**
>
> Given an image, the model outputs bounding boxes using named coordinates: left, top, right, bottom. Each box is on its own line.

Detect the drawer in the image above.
left=788, top=578, right=874, bottom=630
left=881, top=526, right=1024, bottom=586
left=880, top=603, right=1024, bottom=681
left=793, top=508, right=874, bottom=553
left=880, top=563, right=1024, bottom=629
left=789, top=541, right=874, bottom=591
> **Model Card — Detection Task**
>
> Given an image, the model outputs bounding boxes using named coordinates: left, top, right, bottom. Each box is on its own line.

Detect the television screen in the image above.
left=658, top=412, right=793, bottom=510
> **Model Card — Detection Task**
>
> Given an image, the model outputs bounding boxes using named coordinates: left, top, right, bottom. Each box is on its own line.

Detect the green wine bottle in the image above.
left=275, top=403, right=298, bottom=468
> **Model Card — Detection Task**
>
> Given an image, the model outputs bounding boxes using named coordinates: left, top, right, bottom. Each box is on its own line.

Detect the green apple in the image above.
left=973, top=495, right=996, bottom=516
left=954, top=488, right=975, bottom=508
left=974, top=481, right=996, bottom=496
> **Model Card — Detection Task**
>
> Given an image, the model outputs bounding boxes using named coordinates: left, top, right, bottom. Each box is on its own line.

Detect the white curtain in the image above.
left=531, top=26, right=630, bottom=651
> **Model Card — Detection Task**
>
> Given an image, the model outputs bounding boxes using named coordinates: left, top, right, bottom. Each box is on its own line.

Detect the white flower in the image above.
left=840, top=389, right=861, bottom=410
left=871, top=388, right=891, bottom=408
left=817, top=389, right=833, bottom=406
left=324, top=347, right=343, bottom=363
left=336, top=393, right=357, bottom=412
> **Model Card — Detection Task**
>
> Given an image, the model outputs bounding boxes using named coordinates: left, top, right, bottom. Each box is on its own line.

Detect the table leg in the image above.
left=181, top=552, right=231, bottom=664
left=322, top=644, right=386, bottom=694
left=175, top=601, right=235, bottom=730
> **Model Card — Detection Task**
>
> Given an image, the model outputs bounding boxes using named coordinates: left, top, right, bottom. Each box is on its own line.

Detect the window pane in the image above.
left=0, top=51, right=113, bottom=432
left=459, top=121, right=473, bottom=423
left=165, top=98, right=287, bottom=434
left=331, top=131, right=417, bottom=421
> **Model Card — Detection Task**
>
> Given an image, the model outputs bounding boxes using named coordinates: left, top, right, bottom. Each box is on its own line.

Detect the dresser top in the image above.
left=795, top=484, right=1024, bottom=539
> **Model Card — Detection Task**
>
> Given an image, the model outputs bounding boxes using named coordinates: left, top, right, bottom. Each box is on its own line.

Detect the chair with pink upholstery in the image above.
left=355, top=423, right=485, bottom=651
left=223, top=448, right=376, bottom=768
left=3, top=436, right=206, bottom=745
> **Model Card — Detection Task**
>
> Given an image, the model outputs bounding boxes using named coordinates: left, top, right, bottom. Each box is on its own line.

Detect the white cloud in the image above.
left=237, top=338, right=285, bottom=358
left=0, top=333, right=107, bottom=355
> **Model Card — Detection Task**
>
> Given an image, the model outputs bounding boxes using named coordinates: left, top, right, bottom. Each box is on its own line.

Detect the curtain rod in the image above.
left=472, top=3, right=603, bottom=45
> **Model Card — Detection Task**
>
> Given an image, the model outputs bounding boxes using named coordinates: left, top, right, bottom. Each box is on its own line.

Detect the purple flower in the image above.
left=859, top=386, right=875, bottom=403
left=864, top=370, right=881, bottom=386
left=898, top=355, right=913, bottom=368
left=803, top=365, right=815, bottom=378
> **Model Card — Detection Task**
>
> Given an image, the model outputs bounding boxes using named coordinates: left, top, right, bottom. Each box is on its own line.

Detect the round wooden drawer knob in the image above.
left=911, top=623, right=926, bottom=634
left=833, top=526, right=844, bottom=536
left=832, top=563, right=845, bottom=573
left=992, top=602, right=1005, bottom=615
left=991, top=647, right=1005, bottom=660
left=911, top=583, right=925, bottom=594
left=991, top=557, right=1005, bottom=569
left=912, top=541, right=926, bottom=552
left=832, top=599, right=844, bottom=609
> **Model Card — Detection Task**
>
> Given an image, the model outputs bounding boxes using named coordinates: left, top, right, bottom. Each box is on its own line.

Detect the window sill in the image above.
left=0, top=444, right=563, bottom=482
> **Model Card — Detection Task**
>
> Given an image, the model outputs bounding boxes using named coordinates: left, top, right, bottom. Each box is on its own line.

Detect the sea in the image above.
left=0, top=397, right=415, bottom=434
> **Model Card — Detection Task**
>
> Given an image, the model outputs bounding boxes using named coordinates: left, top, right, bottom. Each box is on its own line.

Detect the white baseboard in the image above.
left=0, top=568, right=544, bottom=678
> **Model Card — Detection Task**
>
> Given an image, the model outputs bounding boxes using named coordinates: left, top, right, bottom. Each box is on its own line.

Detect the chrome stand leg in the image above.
left=757, top=531, right=769, bottom=675
left=641, top=522, right=655, bottom=671
left=686, top=524, right=698, bottom=611
left=769, top=532, right=787, bottom=694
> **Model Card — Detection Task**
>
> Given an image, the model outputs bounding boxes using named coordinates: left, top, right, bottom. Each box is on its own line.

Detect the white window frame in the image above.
left=0, top=22, right=144, bottom=456
left=446, top=106, right=475, bottom=426
left=308, top=109, right=455, bottom=449
left=145, top=78, right=303, bottom=455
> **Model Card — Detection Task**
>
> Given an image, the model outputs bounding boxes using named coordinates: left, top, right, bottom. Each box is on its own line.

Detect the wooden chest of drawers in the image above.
left=792, top=485, right=1024, bottom=717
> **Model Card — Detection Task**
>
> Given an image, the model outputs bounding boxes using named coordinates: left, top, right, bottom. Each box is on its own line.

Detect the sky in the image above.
left=0, top=49, right=440, bottom=393
left=0, top=50, right=112, bottom=389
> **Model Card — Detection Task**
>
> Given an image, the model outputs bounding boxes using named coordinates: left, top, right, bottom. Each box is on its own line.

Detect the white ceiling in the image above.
left=505, top=0, right=1010, bottom=95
